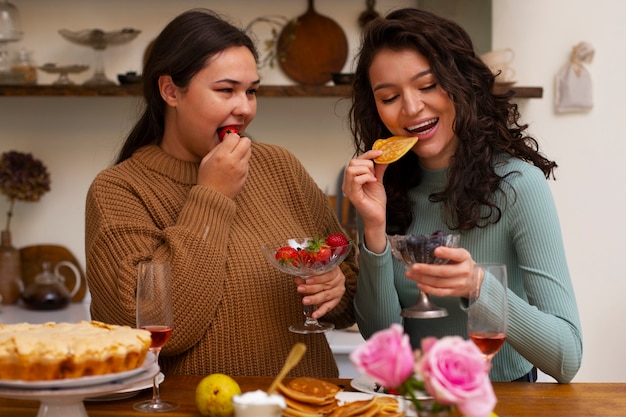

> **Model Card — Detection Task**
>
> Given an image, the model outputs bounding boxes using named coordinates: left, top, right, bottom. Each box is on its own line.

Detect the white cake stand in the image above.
left=0, top=362, right=159, bottom=417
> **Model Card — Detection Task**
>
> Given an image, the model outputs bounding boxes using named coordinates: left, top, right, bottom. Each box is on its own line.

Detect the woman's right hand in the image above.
left=342, top=150, right=389, bottom=253
left=197, top=133, right=252, bottom=199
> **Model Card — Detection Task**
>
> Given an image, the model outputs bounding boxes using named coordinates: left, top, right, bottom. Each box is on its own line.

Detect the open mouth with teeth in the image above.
left=406, top=118, right=438, bottom=135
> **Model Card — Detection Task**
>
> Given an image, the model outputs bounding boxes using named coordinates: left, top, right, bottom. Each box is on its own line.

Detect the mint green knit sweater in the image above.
left=354, top=156, right=582, bottom=383
left=86, top=144, right=357, bottom=378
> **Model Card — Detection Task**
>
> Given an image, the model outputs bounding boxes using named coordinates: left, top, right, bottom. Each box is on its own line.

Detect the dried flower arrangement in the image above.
left=0, top=151, right=51, bottom=233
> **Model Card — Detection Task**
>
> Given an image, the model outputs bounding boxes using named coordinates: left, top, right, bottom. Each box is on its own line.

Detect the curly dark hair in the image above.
left=349, top=7, right=557, bottom=234
left=115, top=9, right=258, bottom=164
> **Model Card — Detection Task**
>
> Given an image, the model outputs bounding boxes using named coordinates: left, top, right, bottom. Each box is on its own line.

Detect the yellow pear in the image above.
left=195, top=373, right=242, bottom=417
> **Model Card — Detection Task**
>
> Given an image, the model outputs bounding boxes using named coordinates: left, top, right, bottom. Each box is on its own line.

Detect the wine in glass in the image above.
left=133, top=260, right=179, bottom=413
left=261, top=237, right=352, bottom=334
left=388, top=232, right=461, bottom=319
left=468, top=263, right=508, bottom=361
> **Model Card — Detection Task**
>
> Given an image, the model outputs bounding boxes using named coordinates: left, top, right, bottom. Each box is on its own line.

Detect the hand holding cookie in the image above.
left=372, top=136, right=418, bottom=164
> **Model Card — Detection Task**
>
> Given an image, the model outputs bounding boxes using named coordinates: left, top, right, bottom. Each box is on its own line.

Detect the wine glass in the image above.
left=133, top=260, right=179, bottom=413
left=388, top=232, right=461, bottom=319
left=261, top=238, right=352, bottom=334
left=468, top=263, right=509, bottom=362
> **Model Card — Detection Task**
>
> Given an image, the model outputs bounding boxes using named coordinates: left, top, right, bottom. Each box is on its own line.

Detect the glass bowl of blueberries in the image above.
left=388, top=231, right=460, bottom=267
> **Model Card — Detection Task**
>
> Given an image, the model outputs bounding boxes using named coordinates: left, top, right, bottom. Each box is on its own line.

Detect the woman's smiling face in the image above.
left=369, top=48, right=457, bottom=169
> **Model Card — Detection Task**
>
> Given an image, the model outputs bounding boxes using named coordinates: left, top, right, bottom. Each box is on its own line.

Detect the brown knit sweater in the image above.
left=85, top=143, right=357, bottom=378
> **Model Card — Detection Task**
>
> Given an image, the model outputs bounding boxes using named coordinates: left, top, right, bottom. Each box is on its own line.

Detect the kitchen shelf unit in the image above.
left=0, top=84, right=543, bottom=98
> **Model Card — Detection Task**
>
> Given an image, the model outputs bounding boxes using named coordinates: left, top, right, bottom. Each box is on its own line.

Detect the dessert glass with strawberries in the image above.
left=261, top=234, right=351, bottom=334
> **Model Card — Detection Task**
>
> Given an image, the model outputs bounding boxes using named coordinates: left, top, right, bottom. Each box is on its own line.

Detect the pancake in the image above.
left=284, top=395, right=339, bottom=414
left=279, top=377, right=403, bottom=416
left=278, top=377, right=341, bottom=405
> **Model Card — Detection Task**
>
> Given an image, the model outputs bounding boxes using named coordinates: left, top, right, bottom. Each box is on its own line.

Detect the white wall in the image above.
left=492, top=0, right=626, bottom=383
left=1, top=0, right=624, bottom=382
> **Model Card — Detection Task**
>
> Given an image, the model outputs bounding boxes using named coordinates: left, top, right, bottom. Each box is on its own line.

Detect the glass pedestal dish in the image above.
left=58, top=28, right=140, bottom=85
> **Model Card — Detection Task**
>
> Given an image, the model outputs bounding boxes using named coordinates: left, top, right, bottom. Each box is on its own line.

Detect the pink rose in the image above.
left=416, top=336, right=496, bottom=417
left=350, top=324, right=414, bottom=389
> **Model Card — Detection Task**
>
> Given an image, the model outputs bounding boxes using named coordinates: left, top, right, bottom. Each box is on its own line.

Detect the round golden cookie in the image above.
left=372, top=135, right=419, bottom=164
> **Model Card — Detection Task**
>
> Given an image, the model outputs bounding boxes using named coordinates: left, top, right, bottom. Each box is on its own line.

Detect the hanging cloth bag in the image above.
left=555, top=41, right=594, bottom=113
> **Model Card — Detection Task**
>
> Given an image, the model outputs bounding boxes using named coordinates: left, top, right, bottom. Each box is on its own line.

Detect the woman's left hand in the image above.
left=294, top=268, right=346, bottom=319
left=405, top=246, right=476, bottom=298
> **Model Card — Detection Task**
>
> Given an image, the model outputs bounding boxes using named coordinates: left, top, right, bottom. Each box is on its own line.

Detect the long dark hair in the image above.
left=115, top=9, right=258, bottom=164
left=349, top=8, right=557, bottom=233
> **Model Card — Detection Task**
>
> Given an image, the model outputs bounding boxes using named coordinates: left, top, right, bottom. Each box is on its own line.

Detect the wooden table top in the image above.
left=0, top=375, right=624, bottom=417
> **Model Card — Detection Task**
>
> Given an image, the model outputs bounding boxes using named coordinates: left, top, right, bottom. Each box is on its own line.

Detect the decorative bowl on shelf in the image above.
left=58, top=28, right=141, bottom=50
left=38, top=63, right=90, bottom=85
left=58, top=28, right=141, bottom=85
left=117, top=72, right=142, bottom=85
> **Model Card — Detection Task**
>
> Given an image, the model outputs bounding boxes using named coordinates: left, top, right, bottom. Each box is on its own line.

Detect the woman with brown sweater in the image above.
left=85, top=9, right=357, bottom=378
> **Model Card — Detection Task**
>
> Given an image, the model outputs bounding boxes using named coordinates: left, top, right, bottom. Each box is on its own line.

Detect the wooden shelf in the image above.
left=0, top=84, right=144, bottom=97
left=0, top=84, right=543, bottom=98
left=494, top=84, right=543, bottom=98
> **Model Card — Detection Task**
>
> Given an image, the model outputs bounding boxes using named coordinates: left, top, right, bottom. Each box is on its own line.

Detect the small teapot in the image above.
left=21, top=261, right=81, bottom=310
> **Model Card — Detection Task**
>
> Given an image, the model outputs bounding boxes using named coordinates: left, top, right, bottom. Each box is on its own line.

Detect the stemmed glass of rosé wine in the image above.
left=261, top=236, right=352, bottom=334
left=468, top=263, right=509, bottom=362
left=133, top=261, right=179, bottom=413
left=388, top=232, right=461, bottom=319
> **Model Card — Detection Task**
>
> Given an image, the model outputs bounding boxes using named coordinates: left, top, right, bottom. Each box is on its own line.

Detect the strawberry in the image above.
left=275, top=246, right=298, bottom=265
left=289, top=236, right=326, bottom=266
left=311, top=247, right=332, bottom=263
left=218, top=125, right=240, bottom=141
left=304, top=236, right=329, bottom=260
left=325, top=233, right=349, bottom=256
left=297, top=249, right=314, bottom=266
left=325, top=233, right=349, bottom=248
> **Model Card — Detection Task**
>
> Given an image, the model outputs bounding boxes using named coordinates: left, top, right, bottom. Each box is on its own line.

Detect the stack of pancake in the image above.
left=278, top=377, right=403, bottom=416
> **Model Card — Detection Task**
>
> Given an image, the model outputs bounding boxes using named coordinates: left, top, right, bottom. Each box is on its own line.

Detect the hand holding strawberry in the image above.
left=262, top=234, right=352, bottom=334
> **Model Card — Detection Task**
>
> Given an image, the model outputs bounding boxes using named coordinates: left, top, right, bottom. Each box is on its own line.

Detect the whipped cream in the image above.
left=232, top=390, right=286, bottom=417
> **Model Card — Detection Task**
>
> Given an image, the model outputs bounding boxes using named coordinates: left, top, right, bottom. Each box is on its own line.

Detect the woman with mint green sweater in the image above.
left=342, top=8, right=582, bottom=383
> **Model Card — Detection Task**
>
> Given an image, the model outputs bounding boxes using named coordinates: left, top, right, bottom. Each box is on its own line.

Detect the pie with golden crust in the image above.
left=0, top=320, right=151, bottom=381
